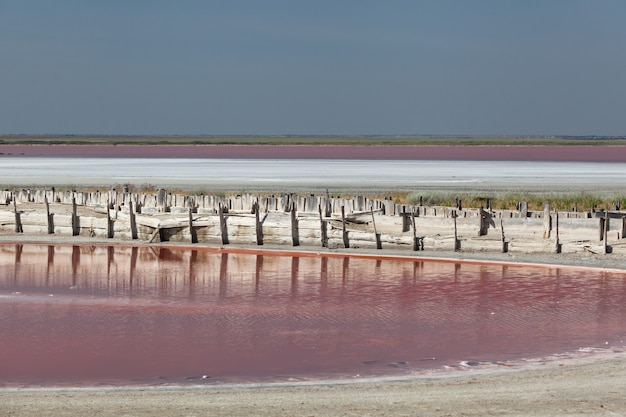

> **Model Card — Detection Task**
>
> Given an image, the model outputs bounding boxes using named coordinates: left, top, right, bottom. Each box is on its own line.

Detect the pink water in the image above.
left=1, top=244, right=626, bottom=387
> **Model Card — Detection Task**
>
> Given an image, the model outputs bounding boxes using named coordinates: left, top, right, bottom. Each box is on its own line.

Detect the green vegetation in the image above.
left=2, top=135, right=626, bottom=146
left=404, top=191, right=622, bottom=212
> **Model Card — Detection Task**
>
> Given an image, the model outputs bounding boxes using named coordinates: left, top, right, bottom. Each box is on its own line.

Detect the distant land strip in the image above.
left=1, top=143, right=625, bottom=162
left=2, top=135, right=626, bottom=146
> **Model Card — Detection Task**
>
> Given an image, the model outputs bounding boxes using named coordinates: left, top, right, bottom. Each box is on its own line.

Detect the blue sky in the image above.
left=1, top=1, right=625, bottom=136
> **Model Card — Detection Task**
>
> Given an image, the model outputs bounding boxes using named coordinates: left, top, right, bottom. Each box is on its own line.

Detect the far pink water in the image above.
left=1, top=244, right=626, bottom=387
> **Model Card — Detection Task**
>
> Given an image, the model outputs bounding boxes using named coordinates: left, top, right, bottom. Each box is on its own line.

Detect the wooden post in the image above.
left=599, top=215, right=606, bottom=241
left=157, top=189, right=168, bottom=212
left=500, top=219, right=508, bottom=253
left=129, top=201, right=138, bottom=240
left=371, top=206, right=382, bottom=249
left=291, top=203, right=300, bottom=246
left=454, top=210, right=461, bottom=251
left=45, top=196, right=54, bottom=234
left=543, top=202, right=551, bottom=239
left=319, top=204, right=328, bottom=248
left=519, top=201, right=528, bottom=218
left=189, top=207, right=198, bottom=244
left=71, top=197, right=79, bottom=236
left=341, top=206, right=349, bottom=248
left=478, top=208, right=493, bottom=236
left=401, top=206, right=411, bottom=232
left=219, top=203, right=229, bottom=245
left=554, top=211, right=562, bottom=253
left=13, top=198, right=23, bottom=233
left=411, top=208, right=422, bottom=251
left=325, top=189, right=331, bottom=217
left=255, top=201, right=263, bottom=246
left=622, top=217, right=626, bottom=240
left=107, top=199, right=114, bottom=238
left=604, top=211, right=612, bottom=254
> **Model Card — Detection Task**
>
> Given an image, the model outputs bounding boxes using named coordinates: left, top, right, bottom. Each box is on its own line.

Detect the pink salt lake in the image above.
left=1, top=244, right=626, bottom=387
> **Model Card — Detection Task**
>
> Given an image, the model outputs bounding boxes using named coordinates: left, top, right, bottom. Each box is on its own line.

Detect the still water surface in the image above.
left=1, top=244, right=626, bottom=387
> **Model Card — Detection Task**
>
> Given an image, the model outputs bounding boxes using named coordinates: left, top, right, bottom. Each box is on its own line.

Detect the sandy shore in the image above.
left=3, top=353, right=626, bottom=416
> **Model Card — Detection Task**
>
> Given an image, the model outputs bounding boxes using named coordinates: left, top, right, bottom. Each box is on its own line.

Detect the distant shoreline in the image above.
left=1, top=143, right=626, bottom=161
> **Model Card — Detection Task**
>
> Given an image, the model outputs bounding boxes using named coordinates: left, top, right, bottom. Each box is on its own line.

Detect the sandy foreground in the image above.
left=2, top=353, right=626, bottom=417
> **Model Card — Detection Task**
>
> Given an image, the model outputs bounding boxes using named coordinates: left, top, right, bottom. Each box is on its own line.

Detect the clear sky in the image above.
left=1, top=1, right=625, bottom=136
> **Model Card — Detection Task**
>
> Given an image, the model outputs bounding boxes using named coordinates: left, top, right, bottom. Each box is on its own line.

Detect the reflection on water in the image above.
left=1, top=244, right=626, bottom=387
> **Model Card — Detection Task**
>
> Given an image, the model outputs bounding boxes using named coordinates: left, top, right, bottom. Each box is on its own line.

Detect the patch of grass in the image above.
left=402, top=191, right=622, bottom=212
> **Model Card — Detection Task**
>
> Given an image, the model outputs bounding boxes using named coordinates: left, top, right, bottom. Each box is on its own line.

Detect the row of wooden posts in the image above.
left=9, top=194, right=623, bottom=255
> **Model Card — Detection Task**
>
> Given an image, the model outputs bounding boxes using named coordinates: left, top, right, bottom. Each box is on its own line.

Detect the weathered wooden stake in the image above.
left=478, top=208, right=493, bottom=236
left=71, top=197, right=79, bottom=236
left=319, top=204, right=328, bottom=248
left=401, top=206, right=411, bottom=232
left=45, top=196, right=54, bottom=234
left=622, top=217, right=626, bottom=240
left=325, top=189, right=332, bottom=217
left=604, top=211, right=611, bottom=254
left=291, top=203, right=300, bottom=246
left=519, top=201, right=528, bottom=218
left=13, top=197, right=23, bottom=233
left=500, top=219, right=508, bottom=253
left=341, top=206, right=349, bottom=248
left=189, top=208, right=198, bottom=244
left=411, top=208, right=423, bottom=251
left=555, top=211, right=562, bottom=253
left=157, top=189, right=168, bottom=212
left=454, top=210, right=461, bottom=251
left=543, top=202, right=551, bottom=239
left=371, top=206, right=382, bottom=250
left=106, top=199, right=114, bottom=238
left=254, top=201, right=263, bottom=246
left=219, top=203, right=229, bottom=245
left=599, top=215, right=606, bottom=241
left=129, top=201, right=138, bottom=240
